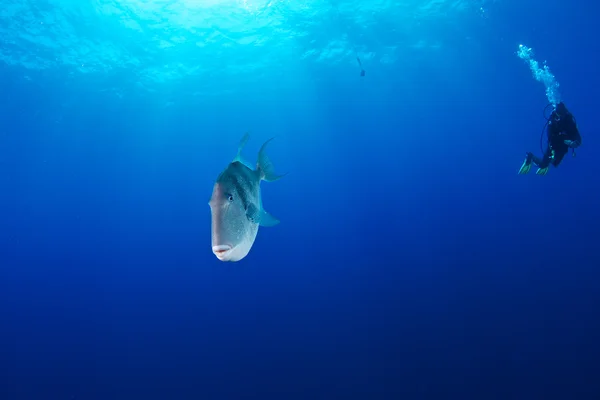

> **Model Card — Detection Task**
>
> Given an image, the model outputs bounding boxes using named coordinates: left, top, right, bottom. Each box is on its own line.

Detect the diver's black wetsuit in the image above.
left=528, top=102, right=581, bottom=168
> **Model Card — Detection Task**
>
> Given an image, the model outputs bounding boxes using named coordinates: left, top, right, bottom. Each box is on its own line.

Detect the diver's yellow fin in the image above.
left=536, top=167, right=549, bottom=176
left=518, top=159, right=532, bottom=175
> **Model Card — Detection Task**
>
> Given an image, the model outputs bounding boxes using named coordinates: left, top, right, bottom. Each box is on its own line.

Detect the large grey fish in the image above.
left=209, top=133, right=284, bottom=262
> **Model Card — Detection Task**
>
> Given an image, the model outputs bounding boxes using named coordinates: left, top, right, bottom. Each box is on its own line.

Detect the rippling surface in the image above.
left=0, top=0, right=491, bottom=97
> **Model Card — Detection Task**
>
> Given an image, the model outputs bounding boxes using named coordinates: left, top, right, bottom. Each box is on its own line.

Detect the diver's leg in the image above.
left=519, top=147, right=552, bottom=175
left=551, top=148, right=567, bottom=167
left=531, top=148, right=552, bottom=168
left=535, top=147, right=554, bottom=175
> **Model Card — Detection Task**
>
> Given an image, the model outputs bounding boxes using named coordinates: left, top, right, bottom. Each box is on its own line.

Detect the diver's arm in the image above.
left=564, top=120, right=581, bottom=148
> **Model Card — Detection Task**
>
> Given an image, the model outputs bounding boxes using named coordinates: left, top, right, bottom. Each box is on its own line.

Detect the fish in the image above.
left=209, top=133, right=285, bottom=262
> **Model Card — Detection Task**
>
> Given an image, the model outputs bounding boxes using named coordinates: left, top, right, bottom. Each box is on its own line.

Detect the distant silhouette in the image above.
left=518, top=102, right=581, bottom=175
left=357, top=56, right=365, bottom=77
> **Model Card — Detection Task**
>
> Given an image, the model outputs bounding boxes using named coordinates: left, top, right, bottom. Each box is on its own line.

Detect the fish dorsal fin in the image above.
left=233, top=132, right=252, bottom=167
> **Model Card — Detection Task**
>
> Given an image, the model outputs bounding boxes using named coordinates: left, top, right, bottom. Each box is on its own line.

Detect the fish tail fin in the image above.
left=233, top=132, right=250, bottom=163
left=257, top=137, right=286, bottom=182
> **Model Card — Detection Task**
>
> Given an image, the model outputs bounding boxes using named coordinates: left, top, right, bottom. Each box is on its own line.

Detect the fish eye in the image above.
left=227, top=194, right=234, bottom=202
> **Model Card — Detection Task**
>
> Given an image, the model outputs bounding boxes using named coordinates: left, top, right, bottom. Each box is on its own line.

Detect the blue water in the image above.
left=1, top=0, right=599, bottom=398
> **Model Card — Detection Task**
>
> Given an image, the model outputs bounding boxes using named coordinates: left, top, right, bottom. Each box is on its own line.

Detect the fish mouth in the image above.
left=212, top=244, right=233, bottom=260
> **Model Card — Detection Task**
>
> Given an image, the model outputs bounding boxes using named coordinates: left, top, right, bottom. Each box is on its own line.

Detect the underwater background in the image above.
left=1, top=0, right=599, bottom=398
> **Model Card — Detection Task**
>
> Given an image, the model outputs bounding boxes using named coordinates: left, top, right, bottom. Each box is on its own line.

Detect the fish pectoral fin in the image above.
left=259, top=209, right=279, bottom=227
left=246, top=203, right=279, bottom=227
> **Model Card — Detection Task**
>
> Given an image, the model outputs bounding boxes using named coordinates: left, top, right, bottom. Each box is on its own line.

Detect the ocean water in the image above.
left=1, top=0, right=599, bottom=399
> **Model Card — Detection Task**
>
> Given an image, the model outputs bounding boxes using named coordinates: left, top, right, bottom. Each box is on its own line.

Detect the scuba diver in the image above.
left=518, top=101, right=581, bottom=175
